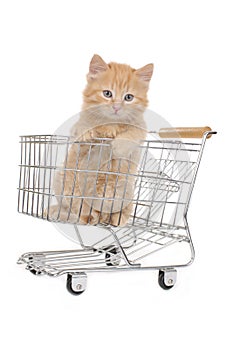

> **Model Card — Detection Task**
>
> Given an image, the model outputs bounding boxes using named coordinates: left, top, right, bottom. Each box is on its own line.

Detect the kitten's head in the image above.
left=82, top=54, right=153, bottom=122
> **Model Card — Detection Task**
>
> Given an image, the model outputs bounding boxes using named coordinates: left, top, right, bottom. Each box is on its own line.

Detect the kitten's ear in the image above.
left=135, top=63, right=154, bottom=82
left=88, top=54, right=108, bottom=79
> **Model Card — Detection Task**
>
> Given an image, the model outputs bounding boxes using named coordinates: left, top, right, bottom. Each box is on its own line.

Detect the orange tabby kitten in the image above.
left=48, top=54, right=153, bottom=226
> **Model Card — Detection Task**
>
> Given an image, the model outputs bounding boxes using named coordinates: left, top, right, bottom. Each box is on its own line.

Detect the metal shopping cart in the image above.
left=17, top=127, right=216, bottom=294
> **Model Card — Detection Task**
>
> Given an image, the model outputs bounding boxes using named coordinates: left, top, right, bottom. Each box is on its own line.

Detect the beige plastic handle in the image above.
left=159, top=126, right=212, bottom=139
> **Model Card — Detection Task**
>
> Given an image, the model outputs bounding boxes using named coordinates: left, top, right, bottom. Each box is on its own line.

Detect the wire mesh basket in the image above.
left=17, top=127, right=216, bottom=294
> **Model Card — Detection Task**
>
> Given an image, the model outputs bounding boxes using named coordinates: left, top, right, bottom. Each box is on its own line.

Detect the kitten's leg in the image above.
left=110, top=202, right=133, bottom=227
left=88, top=210, right=101, bottom=225
left=79, top=212, right=100, bottom=225
left=78, top=201, right=101, bottom=225
left=98, top=212, right=111, bottom=225
left=110, top=212, right=128, bottom=227
left=44, top=204, right=78, bottom=223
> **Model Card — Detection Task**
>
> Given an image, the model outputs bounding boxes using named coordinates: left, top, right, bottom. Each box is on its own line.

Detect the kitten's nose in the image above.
left=112, top=104, right=121, bottom=113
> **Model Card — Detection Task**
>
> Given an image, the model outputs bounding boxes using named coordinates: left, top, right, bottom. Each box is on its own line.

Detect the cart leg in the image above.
left=104, top=245, right=121, bottom=266
left=109, top=228, right=140, bottom=267
left=66, top=272, right=87, bottom=295
left=158, top=269, right=177, bottom=290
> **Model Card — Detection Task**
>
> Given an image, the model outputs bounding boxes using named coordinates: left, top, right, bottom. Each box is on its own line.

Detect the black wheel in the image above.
left=158, top=270, right=175, bottom=290
left=28, top=257, right=42, bottom=275
left=105, top=246, right=121, bottom=266
left=28, top=265, right=42, bottom=275
left=66, top=273, right=85, bottom=295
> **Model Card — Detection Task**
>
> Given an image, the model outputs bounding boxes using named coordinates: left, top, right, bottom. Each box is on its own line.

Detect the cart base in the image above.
left=17, top=248, right=183, bottom=294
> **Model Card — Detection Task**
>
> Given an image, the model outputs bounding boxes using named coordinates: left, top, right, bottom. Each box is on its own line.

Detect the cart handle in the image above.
left=159, top=126, right=213, bottom=139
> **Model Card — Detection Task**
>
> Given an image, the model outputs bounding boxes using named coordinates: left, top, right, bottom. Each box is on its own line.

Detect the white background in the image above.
left=0, top=1, right=232, bottom=349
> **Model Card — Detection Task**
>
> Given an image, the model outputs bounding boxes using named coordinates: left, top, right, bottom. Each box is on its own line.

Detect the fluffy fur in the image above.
left=48, top=55, right=153, bottom=226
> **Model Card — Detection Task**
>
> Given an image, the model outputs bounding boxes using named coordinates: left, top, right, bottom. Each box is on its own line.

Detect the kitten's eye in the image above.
left=103, top=90, right=112, bottom=98
left=124, top=94, right=134, bottom=102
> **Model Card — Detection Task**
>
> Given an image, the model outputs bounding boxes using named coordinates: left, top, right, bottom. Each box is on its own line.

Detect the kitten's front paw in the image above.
left=79, top=128, right=97, bottom=142
left=98, top=127, right=117, bottom=139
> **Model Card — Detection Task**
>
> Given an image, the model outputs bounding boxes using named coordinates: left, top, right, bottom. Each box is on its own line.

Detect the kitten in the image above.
left=48, top=54, right=153, bottom=226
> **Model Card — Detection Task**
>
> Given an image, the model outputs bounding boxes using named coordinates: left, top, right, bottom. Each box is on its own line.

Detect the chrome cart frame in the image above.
left=17, top=127, right=216, bottom=294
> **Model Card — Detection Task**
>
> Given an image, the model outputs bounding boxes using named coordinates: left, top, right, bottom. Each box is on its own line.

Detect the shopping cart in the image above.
left=17, top=126, right=216, bottom=294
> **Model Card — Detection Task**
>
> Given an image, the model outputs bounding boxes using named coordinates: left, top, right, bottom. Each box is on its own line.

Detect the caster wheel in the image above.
left=28, top=267, right=42, bottom=275
left=28, top=256, right=43, bottom=275
left=66, top=273, right=87, bottom=295
left=158, top=269, right=177, bottom=290
left=105, top=246, right=121, bottom=266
